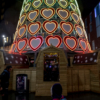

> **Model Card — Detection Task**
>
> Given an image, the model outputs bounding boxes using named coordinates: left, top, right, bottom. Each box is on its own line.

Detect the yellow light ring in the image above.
left=27, top=9, right=39, bottom=22
left=44, top=0, right=56, bottom=7
left=19, top=13, right=27, bottom=26
left=18, top=24, right=27, bottom=38
left=42, top=20, right=58, bottom=34
left=83, top=29, right=88, bottom=40
left=71, top=11, right=80, bottom=23
left=58, top=0, right=68, bottom=9
left=60, top=21, right=74, bottom=35
left=70, top=2, right=77, bottom=11
left=87, top=42, right=91, bottom=51
left=40, top=8, right=55, bottom=20
left=74, top=24, right=83, bottom=37
left=9, top=42, right=16, bottom=53
left=32, top=0, right=42, bottom=9
left=56, top=8, right=70, bottom=20
left=24, top=2, right=31, bottom=12
left=24, top=0, right=29, bottom=4
left=14, top=30, right=18, bottom=41
left=28, top=21, right=41, bottom=35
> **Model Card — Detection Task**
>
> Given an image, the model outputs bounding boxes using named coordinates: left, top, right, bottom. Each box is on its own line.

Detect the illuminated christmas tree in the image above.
left=10, top=0, right=91, bottom=54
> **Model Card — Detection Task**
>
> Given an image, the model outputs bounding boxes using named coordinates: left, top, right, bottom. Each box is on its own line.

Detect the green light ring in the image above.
left=24, top=0, right=29, bottom=4
left=32, top=0, right=42, bottom=9
left=71, top=11, right=80, bottom=24
left=24, top=2, right=31, bottom=12
left=58, top=0, right=68, bottom=9
left=70, top=2, right=76, bottom=11
left=44, top=0, right=56, bottom=7
left=19, top=13, right=27, bottom=26
left=74, top=24, right=83, bottom=37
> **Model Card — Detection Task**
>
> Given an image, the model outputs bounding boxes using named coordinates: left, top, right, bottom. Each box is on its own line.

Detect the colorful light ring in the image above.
left=75, top=24, right=83, bottom=37
left=24, top=2, right=31, bottom=12
left=18, top=24, right=27, bottom=38
left=56, top=8, right=70, bottom=20
left=43, top=20, right=58, bottom=34
left=17, top=38, right=28, bottom=52
left=9, top=42, right=16, bottom=53
left=83, top=29, right=88, bottom=40
left=60, top=21, right=74, bottom=35
left=28, top=22, right=41, bottom=35
left=29, top=36, right=43, bottom=51
left=32, top=0, right=42, bottom=9
left=70, top=3, right=77, bottom=11
left=44, top=0, right=56, bottom=7
left=58, top=0, right=68, bottom=8
left=79, top=38, right=87, bottom=51
left=63, top=36, right=78, bottom=51
left=40, top=8, right=55, bottom=20
left=45, top=35, right=62, bottom=48
left=14, top=30, right=18, bottom=41
left=87, top=42, right=91, bottom=51
left=71, top=11, right=80, bottom=23
left=27, top=9, right=39, bottom=22
left=19, top=13, right=27, bottom=26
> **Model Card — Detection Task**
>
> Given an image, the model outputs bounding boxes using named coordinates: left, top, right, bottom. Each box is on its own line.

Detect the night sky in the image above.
left=0, top=0, right=99, bottom=47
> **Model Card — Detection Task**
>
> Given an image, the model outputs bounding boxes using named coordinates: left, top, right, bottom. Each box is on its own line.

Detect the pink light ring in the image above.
left=28, top=36, right=43, bottom=51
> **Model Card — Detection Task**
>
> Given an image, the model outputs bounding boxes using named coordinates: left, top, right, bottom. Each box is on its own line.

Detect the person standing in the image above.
left=0, top=66, right=12, bottom=100
left=51, top=83, right=67, bottom=100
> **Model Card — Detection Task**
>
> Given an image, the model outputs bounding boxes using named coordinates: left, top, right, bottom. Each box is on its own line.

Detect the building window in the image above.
left=85, top=18, right=87, bottom=27
left=96, top=5, right=99, bottom=16
left=90, top=13, right=92, bottom=23
left=90, top=24, right=92, bottom=32
left=92, top=40, right=95, bottom=50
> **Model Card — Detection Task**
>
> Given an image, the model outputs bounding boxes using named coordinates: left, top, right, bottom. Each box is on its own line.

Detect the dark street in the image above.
left=0, top=92, right=100, bottom=100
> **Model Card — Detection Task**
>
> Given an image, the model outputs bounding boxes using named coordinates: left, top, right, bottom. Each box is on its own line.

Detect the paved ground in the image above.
left=0, top=92, right=100, bottom=100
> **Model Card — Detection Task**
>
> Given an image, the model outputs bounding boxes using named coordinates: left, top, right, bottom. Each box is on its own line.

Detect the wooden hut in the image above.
left=35, top=45, right=68, bottom=96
